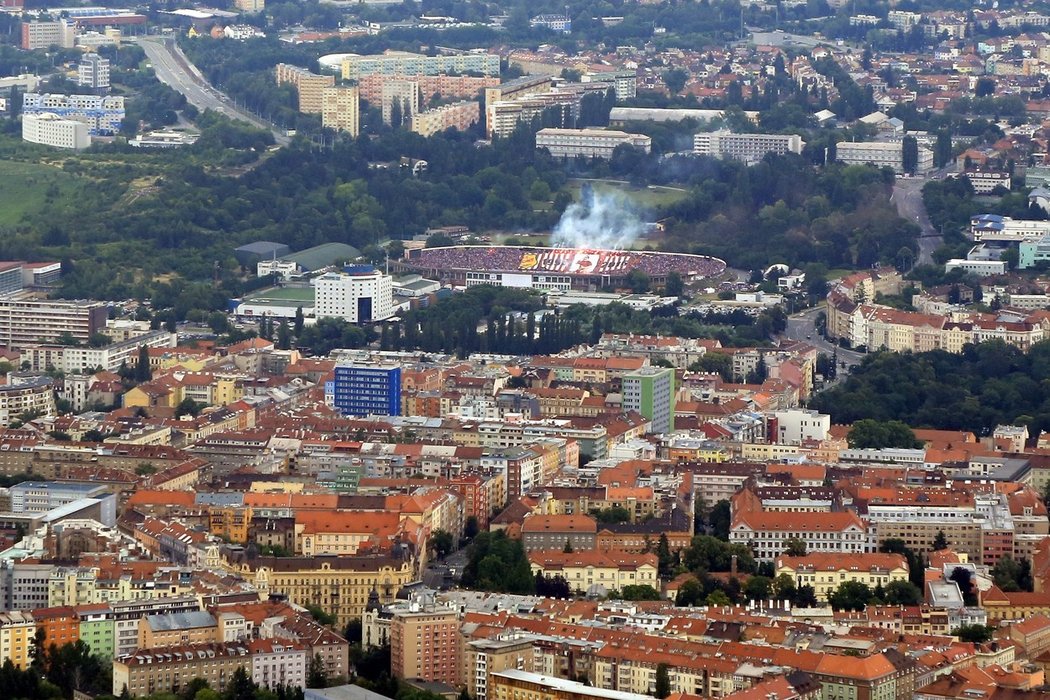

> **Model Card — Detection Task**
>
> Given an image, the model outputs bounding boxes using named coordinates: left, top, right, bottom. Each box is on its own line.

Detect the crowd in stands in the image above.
left=407, top=246, right=726, bottom=278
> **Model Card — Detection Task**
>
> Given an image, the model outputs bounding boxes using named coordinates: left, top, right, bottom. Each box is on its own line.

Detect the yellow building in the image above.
left=275, top=63, right=335, bottom=114
left=238, top=555, right=414, bottom=628
left=528, top=551, right=658, bottom=594
left=775, top=552, right=909, bottom=601
left=210, top=506, right=253, bottom=544
left=0, top=611, right=35, bottom=669
left=322, top=86, right=360, bottom=136
left=464, top=638, right=535, bottom=700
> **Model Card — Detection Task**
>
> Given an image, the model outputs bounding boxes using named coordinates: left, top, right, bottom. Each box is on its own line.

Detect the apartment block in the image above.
left=78, top=53, right=110, bottom=93
left=381, top=80, right=420, bottom=125
left=536, top=128, right=652, bottom=159
left=528, top=550, right=658, bottom=593
left=341, top=52, right=500, bottom=80
left=321, top=86, right=360, bottom=135
left=235, top=0, right=265, bottom=11
left=410, top=100, right=480, bottom=137
left=0, top=377, right=57, bottom=427
left=390, top=606, right=460, bottom=685
left=113, top=642, right=252, bottom=697
left=355, top=73, right=498, bottom=106
left=465, top=638, right=535, bottom=700
left=275, top=63, right=335, bottom=114
left=693, top=130, right=804, bottom=163
left=775, top=552, right=909, bottom=601
left=622, top=366, right=675, bottom=434
left=21, top=329, right=175, bottom=374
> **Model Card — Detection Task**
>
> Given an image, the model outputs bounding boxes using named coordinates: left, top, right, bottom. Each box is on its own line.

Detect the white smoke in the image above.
left=550, top=188, right=646, bottom=250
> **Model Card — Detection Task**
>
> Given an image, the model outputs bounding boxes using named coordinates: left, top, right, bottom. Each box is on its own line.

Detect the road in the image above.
left=890, top=176, right=940, bottom=265
left=136, top=37, right=290, bottom=146
left=782, top=304, right=865, bottom=375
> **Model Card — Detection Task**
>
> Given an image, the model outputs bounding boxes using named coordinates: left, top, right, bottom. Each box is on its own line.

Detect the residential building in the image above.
left=836, top=140, right=933, bottom=174
left=730, top=509, right=870, bottom=562
left=275, top=63, right=335, bottom=114
left=693, top=130, right=804, bottom=163
left=410, top=100, right=480, bottom=137
left=341, top=53, right=500, bottom=80
left=235, top=0, right=264, bottom=12
left=772, top=409, right=831, bottom=445
left=381, top=80, right=419, bottom=125
left=138, top=611, right=219, bottom=649
left=536, top=128, right=652, bottom=159
left=775, top=552, right=909, bottom=601
left=490, top=670, right=651, bottom=700
left=22, top=93, right=125, bottom=135
left=113, top=642, right=252, bottom=697
left=21, top=329, right=176, bottom=374
left=529, top=14, right=571, bottom=32
left=21, top=20, right=74, bottom=50
left=466, top=638, right=535, bottom=700
left=355, top=73, right=498, bottom=105
left=961, top=171, right=1011, bottom=194
left=521, top=514, right=598, bottom=551
left=0, top=377, right=56, bottom=427
left=313, top=267, right=393, bottom=323
left=0, top=611, right=34, bottom=669
left=22, top=113, right=90, bottom=150
left=528, top=550, right=658, bottom=594
left=581, top=70, right=637, bottom=101
left=332, top=364, right=401, bottom=417
left=78, top=53, right=110, bottom=93
left=622, top=367, right=675, bottom=434
left=249, top=638, right=308, bottom=691
left=321, top=86, right=359, bottom=135
left=389, top=605, right=460, bottom=684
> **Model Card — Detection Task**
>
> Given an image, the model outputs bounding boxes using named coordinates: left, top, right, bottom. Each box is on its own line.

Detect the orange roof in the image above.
left=521, top=514, right=598, bottom=533
left=777, top=552, right=907, bottom=572
left=127, top=490, right=195, bottom=507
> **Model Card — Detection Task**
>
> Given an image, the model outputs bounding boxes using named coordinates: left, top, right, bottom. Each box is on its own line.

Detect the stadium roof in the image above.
left=280, top=243, right=360, bottom=272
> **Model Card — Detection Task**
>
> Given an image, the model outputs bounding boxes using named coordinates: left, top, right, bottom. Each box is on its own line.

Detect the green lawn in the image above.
left=567, top=179, right=690, bottom=210
left=0, top=159, right=83, bottom=227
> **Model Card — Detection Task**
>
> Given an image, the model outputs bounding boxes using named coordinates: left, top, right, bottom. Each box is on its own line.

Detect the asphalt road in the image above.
left=890, top=176, right=940, bottom=265
left=136, top=37, right=290, bottom=146
left=782, top=304, right=865, bottom=375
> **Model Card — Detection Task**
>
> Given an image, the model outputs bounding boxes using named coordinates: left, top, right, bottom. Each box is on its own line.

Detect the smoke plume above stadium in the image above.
left=551, top=186, right=646, bottom=250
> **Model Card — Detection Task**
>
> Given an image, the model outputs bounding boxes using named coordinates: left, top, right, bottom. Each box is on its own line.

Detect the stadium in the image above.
left=393, top=246, right=726, bottom=291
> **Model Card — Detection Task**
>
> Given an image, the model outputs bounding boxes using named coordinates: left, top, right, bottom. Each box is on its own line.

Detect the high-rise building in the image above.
left=321, top=86, right=359, bottom=135
left=621, top=366, right=675, bottom=434
left=835, top=140, right=934, bottom=175
left=77, top=53, right=110, bottom=93
left=389, top=606, right=460, bottom=685
left=22, top=113, right=90, bottom=150
left=332, top=364, right=401, bottom=417
left=21, top=20, right=74, bottom=50
left=0, top=297, right=108, bottom=348
left=381, top=80, right=419, bottom=126
left=313, top=266, right=393, bottom=324
left=275, top=63, right=335, bottom=114
left=693, top=130, right=804, bottom=163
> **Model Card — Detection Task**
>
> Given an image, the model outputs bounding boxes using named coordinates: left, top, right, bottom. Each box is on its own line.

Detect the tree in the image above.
left=654, top=663, right=671, bottom=699
left=294, top=306, right=305, bottom=337
left=463, top=516, right=479, bottom=542
left=277, top=320, right=291, bottom=350
left=563, top=538, right=574, bottom=553
left=429, top=529, right=454, bottom=558
left=933, top=530, right=949, bottom=551
left=620, top=584, right=662, bottom=601
left=626, top=269, right=651, bottom=294
left=307, top=653, right=328, bottom=689
left=709, top=500, right=732, bottom=540
left=657, top=533, right=675, bottom=579
left=883, top=580, right=923, bottom=605
left=664, top=271, right=684, bottom=298
left=949, top=566, right=977, bottom=606
left=828, top=581, right=874, bottom=611
left=847, top=419, right=922, bottom=449
left=954, top=624, right=994, bottom=644
left=662, top=68, right=688, bottom=95
left=705, top=590, right=732, bottom=606
left=784, top=538, right=807, bottom=557
left=901, top=135, right=919, bottom=175
left=676, top=578, right=704, bottom=606
left=135, top=345, right=151, bottom=382
left=744, top=575, right=772, bottom=601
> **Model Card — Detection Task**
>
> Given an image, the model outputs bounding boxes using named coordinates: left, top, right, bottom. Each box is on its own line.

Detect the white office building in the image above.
left=536, top=128, right=651, bottom=159
left=693, top=130, right=804, bottom=163
left=22, top=113, right=90, bottom=150
left=835, top=140, right=933, bottom=175
left=77, top=53, right=111, bottom=93
left=313, top=266, right=394, bottom=323
left=944, top=259, right=1007, bottom=277
left=22, top=93, right=125, bottom=135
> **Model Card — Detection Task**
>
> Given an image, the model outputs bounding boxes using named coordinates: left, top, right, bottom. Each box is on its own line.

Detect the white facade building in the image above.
left=77, top=53, right=110, bottom=92
left=772, top=409, right=831, bottom=445
left=944, top=259, right=1007, bottom=277
left=693, top=130, right=804, bottom=163
left=536, top=128, right=651, bottom=159
left=313, top=267, right=394, bottom=323
left=22, top=113, right=90, bottom=150
left=836, top=140, right=933, bottom=174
